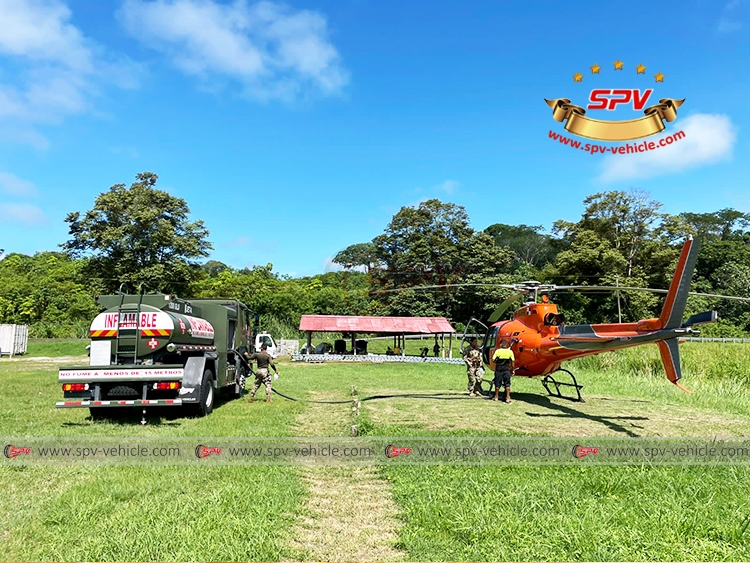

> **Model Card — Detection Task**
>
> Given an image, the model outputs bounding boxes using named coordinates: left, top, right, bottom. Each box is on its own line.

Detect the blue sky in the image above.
left=0, top=0, right=748, bottom=277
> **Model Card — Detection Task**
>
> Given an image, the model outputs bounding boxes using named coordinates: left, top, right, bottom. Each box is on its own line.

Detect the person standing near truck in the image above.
left=244, top=344, right=279, bottom=403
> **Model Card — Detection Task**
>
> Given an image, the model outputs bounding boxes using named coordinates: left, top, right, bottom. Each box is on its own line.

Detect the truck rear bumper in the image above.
left=56, top=399, right=184, bottom=408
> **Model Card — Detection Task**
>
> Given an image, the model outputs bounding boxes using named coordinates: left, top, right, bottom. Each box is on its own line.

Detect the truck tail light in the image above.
left=154, top=382, right=181, bottom=390
left=62, top=383, right=89, bottom=392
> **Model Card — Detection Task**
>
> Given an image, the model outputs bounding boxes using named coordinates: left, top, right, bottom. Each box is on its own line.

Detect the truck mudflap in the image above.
left=179, top=355, right=218, bottom=404
left=57, top=399, right=183, bottom=408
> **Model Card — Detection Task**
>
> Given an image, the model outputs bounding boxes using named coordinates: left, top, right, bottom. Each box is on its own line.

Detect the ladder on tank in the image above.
left=114, top=284, right=145, bottom=364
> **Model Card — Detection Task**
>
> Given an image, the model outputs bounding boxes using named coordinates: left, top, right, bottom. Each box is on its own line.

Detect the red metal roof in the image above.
left=299, top=315, right=455, bottom=334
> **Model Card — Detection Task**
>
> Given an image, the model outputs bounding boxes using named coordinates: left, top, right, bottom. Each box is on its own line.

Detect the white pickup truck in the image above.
left=255, top=333, right=278, bottom=358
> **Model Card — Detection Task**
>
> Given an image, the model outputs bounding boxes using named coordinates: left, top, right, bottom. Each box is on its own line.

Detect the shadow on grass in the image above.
left=61, top=392, right=242, bottom=427
left=514, top=392, right=649, bottom=437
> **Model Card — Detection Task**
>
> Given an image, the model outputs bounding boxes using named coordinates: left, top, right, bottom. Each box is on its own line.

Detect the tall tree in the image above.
left=680, top=209, right=750, bottom=242
left=332, top=242, right=379, bottom=273
left=549, top=190, right=670, bottom=323
left=484, top=223, right=557, bottom=270
left=62, top=172, right=212, bottom=294
left=369, top=199, right=513, bottom=320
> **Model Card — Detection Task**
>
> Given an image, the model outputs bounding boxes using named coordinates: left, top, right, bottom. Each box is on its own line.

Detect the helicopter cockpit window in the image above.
left=544, top=313, right=565, bottom=326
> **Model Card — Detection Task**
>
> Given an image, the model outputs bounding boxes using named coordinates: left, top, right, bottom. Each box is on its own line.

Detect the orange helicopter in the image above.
left=450, top=236, right=746, bottom=401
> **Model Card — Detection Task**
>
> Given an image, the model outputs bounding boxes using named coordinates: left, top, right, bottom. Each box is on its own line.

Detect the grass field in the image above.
left=2, top=342, right=750, bottom=561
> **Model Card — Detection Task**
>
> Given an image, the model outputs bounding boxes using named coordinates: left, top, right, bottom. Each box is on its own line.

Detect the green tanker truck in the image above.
left=57, top=293, right=257, bottom=421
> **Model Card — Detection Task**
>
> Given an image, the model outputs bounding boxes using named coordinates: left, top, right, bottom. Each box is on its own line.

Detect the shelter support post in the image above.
left=352, top=332, right=356, bottom=356
left=306, top=331, right=312, bottom=354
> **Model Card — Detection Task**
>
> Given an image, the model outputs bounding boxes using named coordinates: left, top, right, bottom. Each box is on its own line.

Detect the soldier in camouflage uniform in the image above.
left=463, top=338, right=484, bottom=397
left=244, top=344, right=279, bottom=403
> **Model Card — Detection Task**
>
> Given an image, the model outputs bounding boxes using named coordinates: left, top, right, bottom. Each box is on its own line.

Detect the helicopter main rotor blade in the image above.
left=488, top=292, right=523, bottom=323
left=370, top=282, right=750, bottom=304
left=551, top=285, right=750, bottom=302
left=372, top=283, right=520, bottom=294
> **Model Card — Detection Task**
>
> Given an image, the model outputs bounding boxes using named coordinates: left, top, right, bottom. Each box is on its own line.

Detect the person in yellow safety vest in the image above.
left=491, top=340, right=515, bottom=403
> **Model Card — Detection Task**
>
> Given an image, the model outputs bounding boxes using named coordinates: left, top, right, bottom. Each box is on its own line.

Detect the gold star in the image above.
left=590, top=63, right=601, bottom=74
left=614, top=59, right=624, bottom=70
left=573, top=72, right=583, bottom=82
left=636, top=63, right=646, bottom=74
left=655, top=72, right=665, bottom=82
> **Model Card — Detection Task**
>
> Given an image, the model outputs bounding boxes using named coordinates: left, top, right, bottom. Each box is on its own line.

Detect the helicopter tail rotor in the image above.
left=682, top=310, right=718, bottom=327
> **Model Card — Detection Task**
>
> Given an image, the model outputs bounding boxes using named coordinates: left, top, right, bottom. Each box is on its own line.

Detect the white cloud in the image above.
left=108, top=146, right=140, bottom=158
left=718, top=18, right=742, bottom=32
left=227, top=236, right=252, bottom=246
left=0, top=172, right=38, bottom=196
left=0, top=126, right=50, bottom=149
left=0, top=0, right=93, bottom=71
left=597, top=113, right=737, bottom=183
left=117, top=0, right=349, bottom=101
left=435, top=179, right=460, bottom=195
left=323, top=256, right=342, bottom=272
left=0, top=0, right=142, bottom=146
left=226, top=235, right=278, bottom=252
left=0, top=202, right=45, bottom=225
left=323, top=256, right=365, bottom=273
left=717, top=0, right=743, bottom=33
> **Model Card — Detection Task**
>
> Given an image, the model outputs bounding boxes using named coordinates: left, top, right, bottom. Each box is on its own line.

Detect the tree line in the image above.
left=1, top=173, right=748, bottom=338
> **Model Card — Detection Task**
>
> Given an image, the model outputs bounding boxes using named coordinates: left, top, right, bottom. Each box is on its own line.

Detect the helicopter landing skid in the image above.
left=541, top=369, right=585, bottom=403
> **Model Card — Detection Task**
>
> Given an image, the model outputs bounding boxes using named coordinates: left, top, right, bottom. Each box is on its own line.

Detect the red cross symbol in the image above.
left=147, top=338, right=159, bottom=349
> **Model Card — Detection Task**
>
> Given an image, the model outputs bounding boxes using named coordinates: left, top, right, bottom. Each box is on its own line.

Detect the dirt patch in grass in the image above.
left=363, top=388, right=750, bottom=438
left=293, top=390, right=354, bottom=438
left=4, top=355, right=88, bottom=364
left=286, top=392, right=406, bottom=562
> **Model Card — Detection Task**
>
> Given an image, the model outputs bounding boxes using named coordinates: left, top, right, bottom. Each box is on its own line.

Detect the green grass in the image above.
left=4, top=342, right=750, bottom=561
left=25, top=338, right=89, bottom=358
left=0, top=464, right=303, bottom=561
left=280, top=344, right=750, bottom=561
left=0, top=358, right=307, bottom=561
left=382, top=464, right=750, bottom=561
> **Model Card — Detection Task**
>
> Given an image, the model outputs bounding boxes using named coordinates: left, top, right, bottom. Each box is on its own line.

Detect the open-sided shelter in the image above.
left=298, top=315, right=456, bottom=357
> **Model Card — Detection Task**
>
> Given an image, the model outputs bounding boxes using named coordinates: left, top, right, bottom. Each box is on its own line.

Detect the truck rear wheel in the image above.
left=193, top=369, right=215, bottom=417
left=232, top=365, right=247, bottom=399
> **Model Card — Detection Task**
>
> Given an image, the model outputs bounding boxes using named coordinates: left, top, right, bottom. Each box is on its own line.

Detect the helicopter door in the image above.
left=484, top=325, right=500, bottom=365
left=460, top=317, right=488, bottom=355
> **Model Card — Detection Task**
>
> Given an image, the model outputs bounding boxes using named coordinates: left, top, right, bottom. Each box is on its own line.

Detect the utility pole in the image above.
left=616, top=275, right=622, bottom=323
